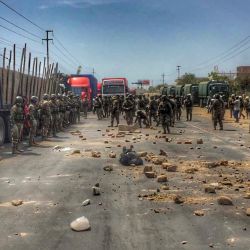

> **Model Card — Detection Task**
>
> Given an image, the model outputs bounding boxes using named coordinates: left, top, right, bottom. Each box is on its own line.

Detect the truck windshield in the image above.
left=102, top=84, right=125, bottom=95
left=71, top=87, right=87, bottom=96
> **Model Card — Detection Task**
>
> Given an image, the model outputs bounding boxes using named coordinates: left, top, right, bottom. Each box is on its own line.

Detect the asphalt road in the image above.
left=0, top=109, right=249, bottom=250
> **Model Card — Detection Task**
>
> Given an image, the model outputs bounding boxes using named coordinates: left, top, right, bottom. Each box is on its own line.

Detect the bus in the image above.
left=102, top=78, right=128, bottom=96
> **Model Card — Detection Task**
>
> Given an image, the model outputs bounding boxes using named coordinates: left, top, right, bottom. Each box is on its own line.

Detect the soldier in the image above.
left=123, top=95, right=134, bottom=125
left=175, top=96, right=182, bottom=121
left=40, top=93, right=51, bottom=140
left=50, top=94, right=59, bottom=137
left=28, top=96, right=39, bottom=146
left=184, top=94, right=193, bottom=121
left=239, top=96, right=246, bottom=119
left=82, top=96, right=89, bottom=119
left=94, top=96, right=103, bottom=120
left=245, top=96, right=250, bottom=119
left=110, top=95, right=120, bottom=127
left=148, top=96, right=158, bottom=126
left=57, top=94, right=66, bottom=131
left=228, top=94, right=235, bottom=118
left=134, top=110, right=150, bottom=128
left=233, top=96, right=240, bottom=123
left=137, top=95, right=146, bottom=110
left=64, top=95, right=71, bottom=127
left=103, top=96, right=109, bottom=118
left=10, top=96, right=25, bottom=154
left=211, top=94, right=224, bottom=130
left=75, top=96, right=82, bottom=123
left=158, top=95, right=173, bottom=134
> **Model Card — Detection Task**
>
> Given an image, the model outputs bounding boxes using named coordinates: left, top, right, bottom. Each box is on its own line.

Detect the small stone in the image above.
left=185, top=167, right=198, bottom=174
left=159, top=150, right=167, bottom=156
left=143, top=165, right=153, bottom=173
left=70, top=216, right=90, bottom=231
left=103, top=166, right=113, bottom=172
left=117, top=144, right=121, bottom=147
left=157, top=175, right=168, bottom=183
left=173, top=195, right=184, bottom=204
left=181, top=241, right=187, bottom=245
left=204, top=186, right=216, bottom=194
left=72, top=149, right=81, bottom=154
left=11, top=200, right=23, bottom=206
left=177, top=141, right=182, bottom=144
left=91, top=151, right=101, bottom=158
left=81, top=138, right=87, bottom=141
left=144, top=172, right=156, bottom=178
left=152, top=157, right=165, bottom=165
left=194, top=210, right=204, bottom=216
left=104, top=141, right=109, bottom=144
left=243, top=193, right=250, bottom=199
left=184, top=141, right=192, bottom=144
left=153, top=142, right=156, bottom=144
left=106, top=129, right=110, bottom=132
left=109, top=152, right=116, bottom=158
left=163, top=163, right=177, bottom=172
left=204, top=161, right=219, bottom=168
left=137, top=151, right=148, bottom=157
left=161, top=185, right=169, bottom=190
left=217, top=196, right=233, bottom=205
left=244, top=207, right=250, bottom=216
left=81, top=199, right=91, bottom=206
left=92, top=186, right=101, bottom=196
left=154, top=209, right=160, bottom=213
left=197, top=139, right=203, bottom=144
left=220, top=160, right=228, bottom=166
left=221, top=181, right=233, bottom=186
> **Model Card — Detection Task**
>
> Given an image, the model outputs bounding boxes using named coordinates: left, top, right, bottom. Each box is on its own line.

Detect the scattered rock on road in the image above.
left=246, top=208, right=250, bottom=216
left=137, top=151, right=148, bottom=157
left=109, top=152, right=116, bottom=158
left=197, top=139, right=203, bottom=144
left=92, top=186, right=101, bottom=196
left=194, top=210, right=205, bottom=216
left=91, top=151, right=101, bottom=158
left=143, top=165, right=153, bottom=173
left=103, top=165, right=113, bottom=172
left=159, top=149, right=167, bottom=156
left=157, top=174, right=168, bottom=183
left=217, top=196, right=233, bottom=205
left=72, top=149, right=81, bottom=154
left=11, top=200, right=23, bottom=206
left=204, top=186, right=216, bottom=194
left=162, top=163, right=177, bottom=172
left=70, top=216, right=90, bottom=231
left=173, top=195, right=184, bottom=204
left=144, top=172, right=156, bottom=178
left=81, top=199, right=91, bottom=206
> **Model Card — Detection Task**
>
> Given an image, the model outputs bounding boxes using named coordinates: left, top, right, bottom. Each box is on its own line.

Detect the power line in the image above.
left=0, top=0, right=45, bottom=31
left=0, top=23, right=41, bottom=44
left=0, top=16, right=42, bottom=39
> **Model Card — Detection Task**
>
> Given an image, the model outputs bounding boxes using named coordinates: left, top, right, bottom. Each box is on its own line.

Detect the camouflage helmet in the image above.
left=43, top=93, right=49, bottom=100
left=31, top=96, right=38, bottom=103
left=51, top=94, right=56, bottom=100
left=112, top=95, right=117, bottom=100
left=15, top=96, right=23, bottom=104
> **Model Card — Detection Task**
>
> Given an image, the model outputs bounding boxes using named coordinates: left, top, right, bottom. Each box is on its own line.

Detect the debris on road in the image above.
left=91, top=151, right=101, bottom=158
left=157, top=174, right=168, bottom=183
left=217, top=196, right=233, bottom=205
left=197, top=139, right=203, bottom=144
left=144, top=171, right=156, bottom=178
left=194, top=210, right=205, bottom=216
left=204, top=186, right=216, bottom=194
left=143, top=165, right=153, bottom=173
left=109, top=152, right=116, bottom=158
left=71, top=149, right=81, bottom=154
left=162, top=163, right=177, bottom=172
left=11, top=200, right=23, bottom=206
left=119, top=146, right=143, bottom=166
left=246, top=208, right=250, bottom=216
left=173, top=195, right=185, bottom=204
left=81, top=199, right=91, bottom=206
left=92, top=185, right=101, bottom=196
left=103, top=165, right=113, bottom=172
left=70, top=216, right=90, bottom=231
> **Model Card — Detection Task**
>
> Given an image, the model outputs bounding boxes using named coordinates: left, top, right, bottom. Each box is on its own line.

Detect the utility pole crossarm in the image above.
left=42, top=30, right=53, bottom=71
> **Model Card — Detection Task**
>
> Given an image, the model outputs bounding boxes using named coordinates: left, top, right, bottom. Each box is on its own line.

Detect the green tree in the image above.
left=208, top=71, right=229, bottom=81
left=176, top=73, right=196, bottom=85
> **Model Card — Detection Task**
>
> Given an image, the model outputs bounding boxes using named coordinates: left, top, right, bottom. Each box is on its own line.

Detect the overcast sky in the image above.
left=0, top=0, right=250, bottom=84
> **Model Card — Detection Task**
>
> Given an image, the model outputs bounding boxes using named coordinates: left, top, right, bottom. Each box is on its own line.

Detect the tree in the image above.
left=76, top=66, right=82, bottom=75
left=176, top=73, right=197, bottom=85
left=208, top=71, right=229, bottom=81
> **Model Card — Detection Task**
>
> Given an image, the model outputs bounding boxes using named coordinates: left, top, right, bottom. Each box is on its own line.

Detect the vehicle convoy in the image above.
left=102, top=77, right=128, bottom=96
left=67, top=74, right=98, bottom=108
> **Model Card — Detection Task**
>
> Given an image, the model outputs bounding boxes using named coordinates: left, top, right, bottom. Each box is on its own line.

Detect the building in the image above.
left=237, top=66, right=250, bottom=77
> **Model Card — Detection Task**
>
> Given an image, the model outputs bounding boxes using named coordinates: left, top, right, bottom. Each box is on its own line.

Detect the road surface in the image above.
left=0, top=108, right=249, bottom=250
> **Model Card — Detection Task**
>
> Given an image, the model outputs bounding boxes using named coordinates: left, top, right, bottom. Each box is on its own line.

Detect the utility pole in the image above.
left=177, top=65, right=181, bottom=79
left=42, top=30, right=53, bottom=71
left=92, top=68, right=95, bottom=75
left=161, top=73, right=165, bottom=85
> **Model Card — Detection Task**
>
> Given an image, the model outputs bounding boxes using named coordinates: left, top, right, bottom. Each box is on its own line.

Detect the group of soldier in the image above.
left=10, top=92, right=87, bottom=154
left=208, top=93, right=250, bottom=131
left=93, top=93, right=193, bottom=134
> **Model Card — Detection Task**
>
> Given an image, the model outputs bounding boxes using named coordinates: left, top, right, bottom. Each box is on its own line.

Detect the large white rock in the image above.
left=70, top=216, right=90, bottom=231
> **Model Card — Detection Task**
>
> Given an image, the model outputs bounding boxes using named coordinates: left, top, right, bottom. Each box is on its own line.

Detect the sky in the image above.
left=0, top=0, right=250, bottom=85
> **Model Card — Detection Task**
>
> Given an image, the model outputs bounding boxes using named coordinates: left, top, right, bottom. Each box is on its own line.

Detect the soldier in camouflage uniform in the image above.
left=82, top=96, right=89, bottom=119
left=110, top=95, right=120, bottom=127
left=94, top=96, right=103, bottom=120
left=75, top=96, right=81, bottom=123
left=10, top=96, right=24, bottom=154
left=148, top=96, right=158, bottom=126
left=103, top=96, right=109, bottom=118
left=158, top=95, right=173, bottom=134
left=211, top=94, right=224, bottom=130
left=40, top=94, right=51, bottom=140
left=123, top=95, right=134, bottom=125
left=57, top=94, right=65, bottom=131
left=64, top=95, right=71, bottom=127
left=50, top=94, right=59, bottom=137
left=184, top=94, right=193, bottom=121
left=134, top=110, right=150, bottom=128
left=28, top=96, right=39, bottom=146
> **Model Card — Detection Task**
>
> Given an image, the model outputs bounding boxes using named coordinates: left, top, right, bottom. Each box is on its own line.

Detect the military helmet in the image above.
left=43, top=93, right=49, bottom=100
left=15, top=96, right=23, bottom=104
left=51, top=94, right=56, bottom=100
left=215, top=94, right=220, bottom=99
left=31, top=96, right=38, bottom=103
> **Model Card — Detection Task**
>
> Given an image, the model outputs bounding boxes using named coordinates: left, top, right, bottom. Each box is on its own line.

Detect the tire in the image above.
left=0, top=116, right=5, bottom=146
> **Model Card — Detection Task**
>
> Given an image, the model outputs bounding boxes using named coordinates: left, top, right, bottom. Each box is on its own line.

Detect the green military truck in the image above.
left=183, top=83, right=199, bottom=104
left=198, top=80, right=229, bottom=107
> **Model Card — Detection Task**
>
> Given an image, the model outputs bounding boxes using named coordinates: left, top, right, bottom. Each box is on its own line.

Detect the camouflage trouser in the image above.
left=51, top=114, right=57, bottom=136
left=161, top=115, right=170, bottom=134
left=12, top=122, right=23, bottom=146
left=58, top=112, right=64, bottom=131
left=76, top=108, right=81, bottom=123
left=111, top=111, right=119, bottom=126
left=82, top=106, right=88, bottom=118
left=176, top=108, right=182, bottom=121
left=41, top=115, right=50, bottom=138
left=186, top=108, right=192, bottom=121
left=65, top=110, right=70, bottom=126
left=213, top=112, right=223, bottom=129
left=149, top=111, right=158, bottom=126
left=125, top=110, right=133, bottom=125
left=96, top=108, right=103, bottom=120
left=29, top=119, right=37, bottom=144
